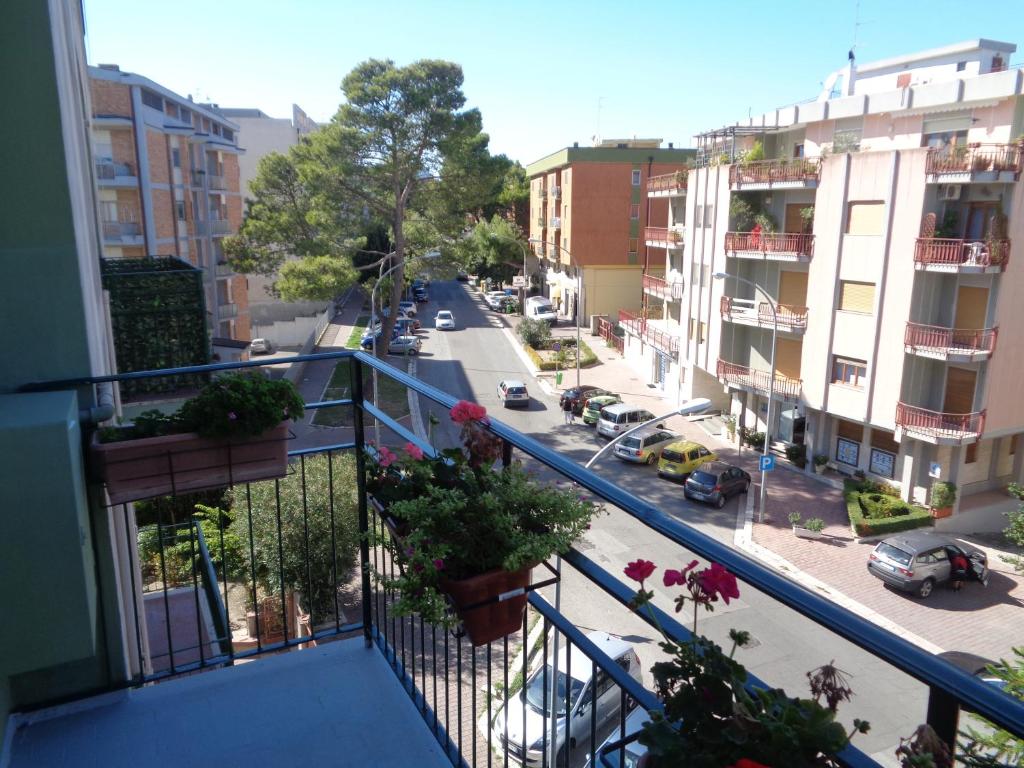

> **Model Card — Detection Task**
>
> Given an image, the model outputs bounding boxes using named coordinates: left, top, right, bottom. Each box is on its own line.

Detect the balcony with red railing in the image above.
left=618, top=309, right=680, bottom=356
left=719, top=296, right=807, bottom=333
left=728, top=157, right=821, bottom=189
left=646, top=171, right=688, bottom=197
left=896, top=402, right=985, bottom=445
left=644, top=226, right=685, bottom=248
left=716, top=358, right=802, bottom=401
left=642, top=273, right=684, bottom=301
left=724, top=231, right=814, bottom=262
left=913, top=238, right=1010, bottom=272
left=925, top=143, right=1022, bottom=181
left=904, top=323, right=997, bottom=362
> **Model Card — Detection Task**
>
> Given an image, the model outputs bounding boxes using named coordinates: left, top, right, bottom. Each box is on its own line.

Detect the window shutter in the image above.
left=846, top=202, right=885, bottom=235
left=839, top=281, right=876, bottom=313
left=870, top=429, right=899, bottom=454
left=837, top=420, right=863, bottom=442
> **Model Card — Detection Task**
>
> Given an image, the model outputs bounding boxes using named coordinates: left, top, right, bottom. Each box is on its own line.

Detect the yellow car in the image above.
left=658, top=441, right=716, bottom=481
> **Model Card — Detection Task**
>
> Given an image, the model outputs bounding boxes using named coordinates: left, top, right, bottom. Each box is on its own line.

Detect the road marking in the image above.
left=407, top=357, right=428, bottom=442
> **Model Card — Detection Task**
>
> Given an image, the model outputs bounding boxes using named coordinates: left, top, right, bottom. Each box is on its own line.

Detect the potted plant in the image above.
left=930, top=480, right=957, bottom=519
left=789, top=513, right=826, bottom=540
left=374, top=401, right=601, bottom=645
left=90, top=373, right=303, bottom=504
left=813, top=454, right=829, bottom=475
left=786, top=443, right=807, bottom=469
left=624, top=559, right=869, bottom=767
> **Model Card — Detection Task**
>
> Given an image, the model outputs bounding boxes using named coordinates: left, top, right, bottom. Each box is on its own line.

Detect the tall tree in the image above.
left=225, top=59, right=506, bottom=354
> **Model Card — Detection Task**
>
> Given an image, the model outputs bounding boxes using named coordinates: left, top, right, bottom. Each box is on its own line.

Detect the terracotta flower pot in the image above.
left=930, top=506, right=953, bottom=519
left=440, top=563, right=534, bottom=646
left=90, top=422, right=290, bottom=504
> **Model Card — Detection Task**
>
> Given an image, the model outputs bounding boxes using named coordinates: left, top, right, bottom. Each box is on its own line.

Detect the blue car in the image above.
left=359, top=329, right=397, bottom=351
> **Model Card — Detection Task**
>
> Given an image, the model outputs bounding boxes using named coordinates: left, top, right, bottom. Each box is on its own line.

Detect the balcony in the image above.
left=215, top=260, right=233, bottom=277
left=642, top=273, right=683, bottom=301
left=94, top=159, right=137, bottom=186
left=537, top=188, right=547, bottom=199
left=101, top=220, right=144, bottom=245
left=904, top=322, right=997, bottom=362
left=549, top=216, right=561, bottom=229
left=646, top=171, right=688, bottom=197
left=716, top=358, right=802, bottom=401
left=728, top=157, right=821, bottom=189
left=725, top=231, right=814, bottom=262
left=198, top=219, right=234, bottom=237
left=217, top=301, right=238, bottom=319
left=720, top=296, right=807, bottom=333
left=618, top=309, right=680, bottom=356
left=644, top=226, right=684, bottom=249
left=925, top=143, right=1022, bottom=183
left=550, top=186, right=561, bottom=199
left=207, top=173, right=227, bottom=190
left=896, top=402, right=986, bottom=445
left=8, top=352, right=1024, bottom=767
left=914, top=238, right=1010, bottom=272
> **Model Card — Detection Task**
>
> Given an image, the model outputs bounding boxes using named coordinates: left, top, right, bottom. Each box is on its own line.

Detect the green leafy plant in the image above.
left=753, top=211, right=778, bottom=233
left=804, top=517, right=826, bottom=533
left=814, top=454, right=830, bottom=467
left=138, top=505, right=246, bottom=587
left=930, top=481, right=957, bottom=509
left=789, top=512, right=803, bottom=526
left=800, top=205, right=816, bottom=230
left=1002, top=503, right=1024, bottom=575
left=844, top=481, right=932, bottom=537
left=739, top=428, right=766, bottom=451
left=859, top=492, right=911, bottom=519
left=958, top=647, right=1024, bottom=766
left=741, top=140, right=765, bottom=163
left=516, top=317, right=552, bottom=349
left=1008, top=482, right=1024, bottom=501
left=935, top=210, right=960, bottom=239
left=786, top=444, right=807, bottom=468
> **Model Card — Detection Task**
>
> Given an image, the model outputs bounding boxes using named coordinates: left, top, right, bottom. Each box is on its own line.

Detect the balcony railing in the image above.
left=914, top=237, right=1010, bottom=270
left=728, top=157, right=821, bottom=187
left=618, top=309, right=680, bottom=355
left=925, top=143, right=1022, bottom=179
left=101, top=220, right=143, bottom=241
left=716, top=358, right=802, bottom=400
left=550, top=186, right=561, bottom=199
left=646, top=171, right=688, bottom=196
left=207, top=173, right=227, bottom=190
left=904, top=323, right=997, bottom=357
left=597, top=316, right=624, bottom=353
left=549, top=216, right=561, bottom=229
left=199, top=219, right=234, bottom=236
left=725, top=231, right=814, bottom=260
left=644, top=226, right=684, bottom=247
left=15, top=351, right=1024, bottom=767
left=896, top=402, right=986, bottom=443
left=719, top=296, right=807, bottom=330
left=215, top=260, right=233, bottom=277
left=95, top=159, right=136, bottom=180
left=642, top=273, right=683, bottom=301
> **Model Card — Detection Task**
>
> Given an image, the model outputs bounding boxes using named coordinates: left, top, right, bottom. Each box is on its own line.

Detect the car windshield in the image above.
left=437, top=312, right=452, bottom=319
left=523, top=665, right=584, bottom=716
left=875, top=542, right=912, bottom=566
left=690, top=470, right=717, bottom=486
left=661, top=448, right=684, bottom=462
left=507, top=386, right=526, bottom=395
left=619, top=437, right=641, bottom=449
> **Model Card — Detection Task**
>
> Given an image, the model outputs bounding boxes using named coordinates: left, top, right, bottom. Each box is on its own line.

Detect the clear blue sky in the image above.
left=83, top=0, right=1024, bottom=165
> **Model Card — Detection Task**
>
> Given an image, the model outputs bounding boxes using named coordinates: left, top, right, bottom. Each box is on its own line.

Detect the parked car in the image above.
left=398, top=300, right=417, bottom=316
left=249, top=337, right=273, bottom=355
left=658, top=440, right=717, bottom=481
left=487, top=631, right=642, bottom=768
left=613, top=427, right=680, bottom=465
left=581, top=394, right=623, bottom=425
left=560, top=385, right=611, bottom=416
left=867, top=531, right=989, bottom=598
left=387, top=335, right=422, bottom=355
left=392, top=317, right=420, bottom=335
left=597, top=404, right=656, bottom=439
left=683, top=462, right=751, bottom=509
left=485, top=290, right=509, bottom=310
left=456, top=269, right=469, bottom=281
left=585, top=706, right=650, bottom=768
left=413, top=289, right=429, bottom=303
left=359, top=330, right=396, bottom=351
left=434, top=310, right=456, bottom=330
left=497, top=379, right=529, bottom=408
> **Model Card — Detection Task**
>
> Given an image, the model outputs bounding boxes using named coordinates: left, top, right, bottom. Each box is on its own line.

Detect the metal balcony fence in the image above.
left=728, top=157, right=821, bottom=186
left=642, top=227, right=684, bottom=246
left=720, top=296, right=808, bottom=329
left=641, top=273, right=683, bottom=301
left=904, top=323, right=998, bottom=354
left=645, top=171, right=687, bottom=195
left=896, top=402, right=987, bottom=442
left=716, top=358, right=802, bottom=400
left=617, top=309, right=680, bottom=355
left=22, top=351, right=1024, bottom=767
left=95, top=160, right=135, bottom=180
left=725, top=231, right=815, bottom=259
left=925, top=143, right=1023, bottom=177
left=914, top=237, right=1011, bottom=269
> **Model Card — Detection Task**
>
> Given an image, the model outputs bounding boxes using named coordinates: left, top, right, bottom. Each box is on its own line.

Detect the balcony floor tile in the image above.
left=7, top=637, right=451, bottom=768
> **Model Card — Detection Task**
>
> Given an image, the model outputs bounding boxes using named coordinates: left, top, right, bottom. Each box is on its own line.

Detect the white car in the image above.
left=434, top=310, right=456, bottom=330
left=485, top=290, right=510, bottom=310
left=497, top=379, right=529, bottom=408
left=249, top=337, right=273, bottom=355
left=487, top=631, right=643, bottom=767
left=387, top=335, right=422, bottom=355
left=398, top=301, right=417, bottom=317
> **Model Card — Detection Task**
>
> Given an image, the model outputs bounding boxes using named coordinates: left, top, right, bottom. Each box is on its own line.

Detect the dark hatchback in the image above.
left=559, top=385, right=612, bottom=416
left=683, top=462, right=751, bottom=509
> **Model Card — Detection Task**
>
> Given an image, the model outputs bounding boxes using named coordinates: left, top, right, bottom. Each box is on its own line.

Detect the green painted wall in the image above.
left=527, top=145, right=696, bottom=176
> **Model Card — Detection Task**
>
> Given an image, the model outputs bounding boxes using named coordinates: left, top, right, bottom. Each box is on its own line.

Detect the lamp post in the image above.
left=489, top=233, right=530, bottom=312
left=528, top=238, right=582, bottom=389
left=584, top=398, right=712, bottom=469
left=713, top=272, right=777, bottom=523
left=370, top=251, right=440, bottom=446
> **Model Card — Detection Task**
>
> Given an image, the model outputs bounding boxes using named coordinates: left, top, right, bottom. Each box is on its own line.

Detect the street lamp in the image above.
left=713, top=271, right=777, bottom=522
left=370, top=250, right=440, bottom=445
left=528, top=238, right=582, bottom=389
left=584, top=398, right=712, bottom=468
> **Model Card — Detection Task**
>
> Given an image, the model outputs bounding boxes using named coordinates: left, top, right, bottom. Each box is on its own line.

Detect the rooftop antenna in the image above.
left=595, top=96, right=606, bottom=146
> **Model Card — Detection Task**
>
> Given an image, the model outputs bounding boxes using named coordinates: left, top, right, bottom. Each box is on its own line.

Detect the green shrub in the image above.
left=856, top=479, right=902, bottom=498
left=523, top=340, right=599, bottom=371
left=516, top=317, right=552, bottom=349
left=739, top=428, right=765, bottom=450
left=844, top=481, right=932, bottom=537
left=138, top=505, right=246, bottom=586
left=858, top=492, right=910, bottom=519
left=785, top=444, right=806, bottom=468
left=930, top=480, right=957, bottom=508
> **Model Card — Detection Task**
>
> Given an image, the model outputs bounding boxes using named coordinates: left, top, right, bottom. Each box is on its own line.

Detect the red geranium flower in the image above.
left=624, top=559, right=656, bottom=583
left=663, top=560, right=699, bottom=587
left=450, top=400, right=487, bottom=424
left=697, top=563, right=740, bottom=605
left=404, top=442, right=424, bottom=461
left=727, top=760, right=771, bottom=768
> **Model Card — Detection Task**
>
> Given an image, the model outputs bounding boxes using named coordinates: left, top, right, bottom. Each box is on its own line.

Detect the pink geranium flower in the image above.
left=450, top=400, right=488, bottom=424
left=663, top=560, right=699, bottom=587
left=404, top=442, right=424, bottom=461
left=378, top=447, right=397, bottom=468
left=624, top=559, right=656, bottom=583
left=697, top=563, right=740, bottom=605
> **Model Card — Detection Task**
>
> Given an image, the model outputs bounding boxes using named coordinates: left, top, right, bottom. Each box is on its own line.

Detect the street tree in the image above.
left=453, top=215, right=527, bottom=285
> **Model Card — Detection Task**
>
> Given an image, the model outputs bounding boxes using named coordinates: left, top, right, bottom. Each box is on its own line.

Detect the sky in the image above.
left=82, top=0, right=1024, bottom=166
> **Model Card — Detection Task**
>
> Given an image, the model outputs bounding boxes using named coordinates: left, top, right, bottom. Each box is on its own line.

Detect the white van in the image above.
left=524, top=296, right=558, bottom=324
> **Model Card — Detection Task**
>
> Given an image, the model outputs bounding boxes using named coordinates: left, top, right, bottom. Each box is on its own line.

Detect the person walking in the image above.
left=562, top=396, right=574, bottom=426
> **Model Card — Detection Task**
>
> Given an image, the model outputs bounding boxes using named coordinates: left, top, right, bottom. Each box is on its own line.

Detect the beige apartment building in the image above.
left=89, top=65, right=250, bottom=346
left=527, top=140, right=693, bottom=322
left=633, top=39, right=1024, bottom=530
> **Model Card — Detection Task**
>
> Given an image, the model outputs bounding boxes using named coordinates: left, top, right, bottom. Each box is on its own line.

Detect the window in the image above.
left=965, top=442, right=978, bottom=464
left=690, top=261, right=700, bottom=285
left=838, top=280, right=876, bottom=313
left=956, top=61, right=967, bottom=72
left=698, top=321, right=707, bottom=344
left=845, top=202, right=885, bottom=235
left=180, top=107, right=192, bottom=124
left=171, top=148, right=181, bottom=168
left=175, top=200, right=186, bottom=221
left=223, top=128, right=234, bottom=142
left=832, top=356, right=867, bottom=388
left=695, top=205, right=703, bottom=227
left=141, top=89, right=163, bottom=110
left=630, top=204, right=640, bottom=220
left=1011, top=435, right=1018, bottom=455
left=100, top=201, right=117, bottom=222
left=628, top=238, right=638, bottom=253
left=793, top=143, right=805, bottom=158
left=833, top=118, right=862, bottom=153
left=703, top=204, right=714, bottom=228
left=631, top=169, right=641, bottom=186
left=701, top=265, right=710, bottom=286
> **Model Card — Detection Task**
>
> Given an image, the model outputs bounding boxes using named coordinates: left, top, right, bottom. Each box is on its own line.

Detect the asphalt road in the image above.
left=408, top=280, right=925, bottom=765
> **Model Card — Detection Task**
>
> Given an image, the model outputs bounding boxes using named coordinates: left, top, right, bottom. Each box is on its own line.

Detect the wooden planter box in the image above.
left=90, top=422, right=290, bottom=504
left=440, top=563, right=534, bottom=646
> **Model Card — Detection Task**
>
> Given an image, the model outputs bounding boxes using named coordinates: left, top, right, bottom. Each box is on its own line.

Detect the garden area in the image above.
left=516, top=317, right=599, bottom=371
left=312, top=358, right=410, bottom=428
left=843, top=478, right=933, bottom=537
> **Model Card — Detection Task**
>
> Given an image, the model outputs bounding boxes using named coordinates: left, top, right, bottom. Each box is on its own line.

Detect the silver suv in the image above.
left=867, top=531, right=988, bottom=598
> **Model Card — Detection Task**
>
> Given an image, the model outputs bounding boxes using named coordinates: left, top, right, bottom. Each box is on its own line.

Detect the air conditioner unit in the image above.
left=940, top=184, right=962, bottom=201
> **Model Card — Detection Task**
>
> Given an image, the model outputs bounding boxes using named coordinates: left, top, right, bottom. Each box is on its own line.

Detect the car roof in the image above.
left=600, top=403, right=645, bottom=416
left=550, top=631, right=634, bottom=677
left=663, top=440, right=707, bottom=451
left=436, top=310, right=452, bottom=315
left=501, top=379, right=527, bottom=388
left=692, top=461, right=733, bottom=474
left=627, top=426, right=677, bottom=439
left=586, top=394, right=619, bottom=404
left=878, top=531, right=959, bottom=552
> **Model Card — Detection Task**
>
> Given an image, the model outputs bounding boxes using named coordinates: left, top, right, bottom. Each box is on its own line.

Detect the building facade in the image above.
left=635, top=39, right=1024, bottom=530
left=89, top=65, right=251, bottom=345
left=527, top=140, right=693, bottom=323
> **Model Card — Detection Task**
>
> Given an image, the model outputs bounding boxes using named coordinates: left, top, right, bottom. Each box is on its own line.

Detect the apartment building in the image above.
left=636, top=39, right=1024, bottom=530
left=527, top=140, right=693, bottom=323
left=88, top=65, right=251, bottom=346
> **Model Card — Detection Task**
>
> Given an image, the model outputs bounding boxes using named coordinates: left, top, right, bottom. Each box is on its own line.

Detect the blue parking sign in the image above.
left=759, top=455, right=775, bottom=472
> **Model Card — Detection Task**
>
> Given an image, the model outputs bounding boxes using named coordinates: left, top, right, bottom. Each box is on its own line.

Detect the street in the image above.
left=406, top=280, right=929, bottom=764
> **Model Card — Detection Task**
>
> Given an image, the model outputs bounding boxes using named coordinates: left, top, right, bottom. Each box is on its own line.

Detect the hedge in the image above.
left=843, top=481, right=932, bottom=537
left=524, top=340, right=599, bottom=371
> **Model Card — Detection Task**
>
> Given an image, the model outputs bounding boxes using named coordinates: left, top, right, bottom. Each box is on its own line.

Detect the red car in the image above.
left=559, top=385, right=612, bottom=416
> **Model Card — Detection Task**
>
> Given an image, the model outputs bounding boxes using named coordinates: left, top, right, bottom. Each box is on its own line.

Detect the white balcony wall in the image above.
left=839, top=234, right=886, bottom=282
left=833, top=310, right=877, bottom=361
left=827, top=383, right=869, bottom=422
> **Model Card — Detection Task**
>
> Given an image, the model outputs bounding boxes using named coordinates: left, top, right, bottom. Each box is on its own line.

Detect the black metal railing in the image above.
left=23, top=349, right=1024, bottom=767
